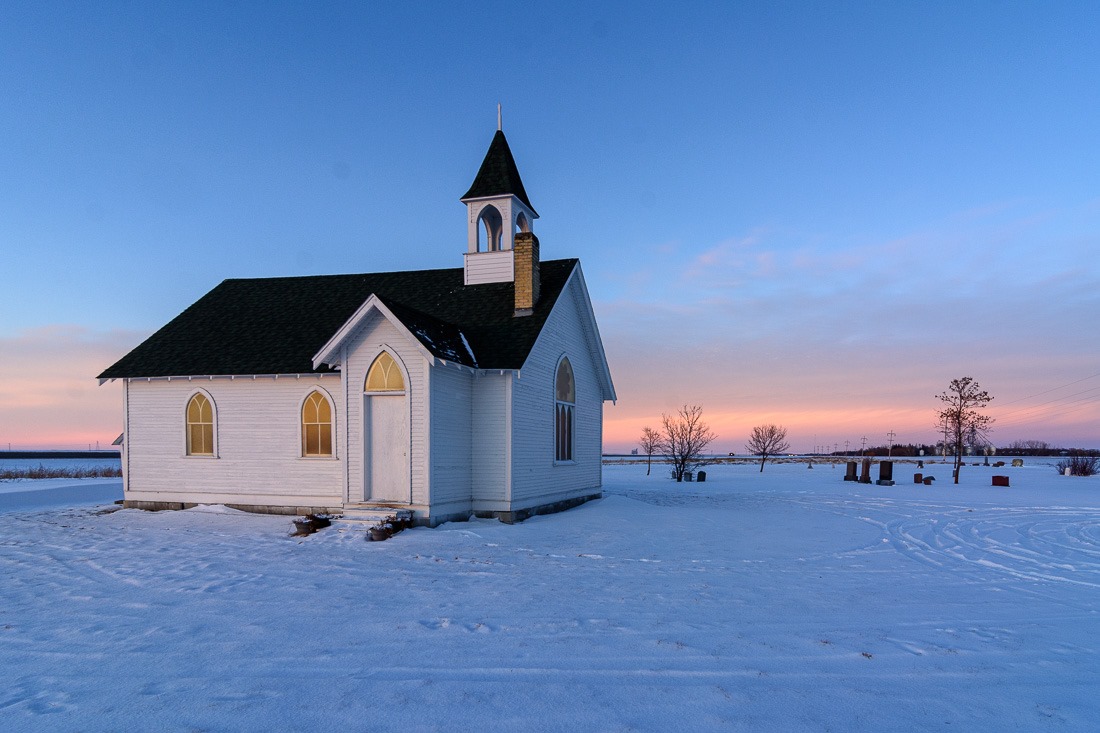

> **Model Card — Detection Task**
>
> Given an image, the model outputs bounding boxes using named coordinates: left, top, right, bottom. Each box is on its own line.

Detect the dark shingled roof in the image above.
left=98, top=259, right=578, bottom=379
left=461, top=130, right=537, bottom=215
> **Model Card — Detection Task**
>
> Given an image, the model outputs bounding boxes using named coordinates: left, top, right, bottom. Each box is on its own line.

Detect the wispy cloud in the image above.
left=596, top=199, right=1100, bottom=451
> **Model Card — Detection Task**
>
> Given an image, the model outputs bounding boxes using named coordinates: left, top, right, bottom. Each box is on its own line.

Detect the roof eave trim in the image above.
left=565, top=264, right=617, bottom=403
left=457, top=193, right=540, bottom=219
left=123, top=373, right=341, bottom=383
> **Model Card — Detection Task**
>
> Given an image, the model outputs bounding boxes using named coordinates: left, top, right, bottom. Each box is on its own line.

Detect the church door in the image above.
left=363, top=352, right=409, bottom=504
left=365, top=395, right=408, bottom=503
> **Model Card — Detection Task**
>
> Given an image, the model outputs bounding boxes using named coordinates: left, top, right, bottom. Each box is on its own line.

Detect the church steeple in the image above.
left=462, top=130, right=538, bottom=215
left=461, top=124, right=539, bottom=286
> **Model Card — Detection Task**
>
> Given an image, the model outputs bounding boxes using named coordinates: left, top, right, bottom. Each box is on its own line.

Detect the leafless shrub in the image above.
left=1054, top=454, right=1099, bottom=477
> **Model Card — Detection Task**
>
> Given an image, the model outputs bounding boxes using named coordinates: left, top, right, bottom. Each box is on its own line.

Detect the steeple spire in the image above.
left=461, top=125, right=540, bottom=286
left=461, top=129, right=537, bottom=214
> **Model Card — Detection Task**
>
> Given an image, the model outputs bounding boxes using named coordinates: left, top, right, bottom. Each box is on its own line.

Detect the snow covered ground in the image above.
left=1, top=460, right=1097, bottom=731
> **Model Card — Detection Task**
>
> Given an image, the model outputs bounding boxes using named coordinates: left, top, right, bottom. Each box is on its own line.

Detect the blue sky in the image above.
left=2, top=1, right=1098, bottom=451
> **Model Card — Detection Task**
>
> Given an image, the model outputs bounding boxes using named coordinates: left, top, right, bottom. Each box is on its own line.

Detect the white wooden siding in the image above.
left=508, top=273, right=604, bottom=508
left=428, top=364, right=473, bottom=508
left=470, top=372, right=511, bottom=509
left=463, top=250, right=514, bottom=285
left=124, top=375, right=344, bottom=507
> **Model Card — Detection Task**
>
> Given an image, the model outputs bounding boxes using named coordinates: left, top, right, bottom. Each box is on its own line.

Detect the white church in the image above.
left=98, top=127, right=616, bottom=526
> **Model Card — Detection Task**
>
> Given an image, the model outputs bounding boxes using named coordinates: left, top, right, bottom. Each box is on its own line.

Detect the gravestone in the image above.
left=992, top=475, right=1009, bottom=487
left=914, top=472, right=923, bottom=484
left=697, top=470, right=706, bottom=483
left=859, top=458, right=872, bottom=484
left=844, top=462, right=858, bottom=481
left=1011, top=459, right=1024, bottom=467
left=877, top=460, right=894, bottom=485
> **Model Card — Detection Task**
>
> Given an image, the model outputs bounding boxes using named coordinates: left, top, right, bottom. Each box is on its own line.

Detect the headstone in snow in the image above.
left=859, top=459, right=872, bottom=484
left=844, top=462, right=858, bottom=481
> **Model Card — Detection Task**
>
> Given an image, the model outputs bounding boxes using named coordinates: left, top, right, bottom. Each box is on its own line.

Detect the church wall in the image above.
left=123, top=374, right=345, bottom=509
left=470, top=372, right=511, bottom=510
left=509, top=273, right=604, bottom=508
left=427, top=364, right=474, bottom=509
left=341, top=311, right=429, bottom=506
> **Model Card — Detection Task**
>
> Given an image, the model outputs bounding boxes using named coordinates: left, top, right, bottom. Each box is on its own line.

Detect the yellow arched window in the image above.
left=555, top=357, right=575, bottom=462
left=301, top=391, right=333, bottom=457
left=186, top=393, right=214, bottom=456
left=365, top=352, right=405, bottom=392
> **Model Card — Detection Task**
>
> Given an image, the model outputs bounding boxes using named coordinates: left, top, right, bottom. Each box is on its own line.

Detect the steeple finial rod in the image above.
left=497, top=103, right=502, bottom=131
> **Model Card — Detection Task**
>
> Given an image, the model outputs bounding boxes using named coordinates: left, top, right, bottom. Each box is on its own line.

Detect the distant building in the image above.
left=98, top=128, right=616, bottom=526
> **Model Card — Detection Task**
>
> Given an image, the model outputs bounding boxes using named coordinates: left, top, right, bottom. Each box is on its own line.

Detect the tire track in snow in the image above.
left=882, top=507, right=1100, bottom=588
left=762, top=494, right=1100, bottom=588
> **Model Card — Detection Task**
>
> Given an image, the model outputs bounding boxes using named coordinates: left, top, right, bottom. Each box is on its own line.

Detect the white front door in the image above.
left=365, top=394, right=409, bottom=503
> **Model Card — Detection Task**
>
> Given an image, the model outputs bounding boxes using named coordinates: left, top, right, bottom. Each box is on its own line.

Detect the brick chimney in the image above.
left=513, top=231, right=540, bottom=316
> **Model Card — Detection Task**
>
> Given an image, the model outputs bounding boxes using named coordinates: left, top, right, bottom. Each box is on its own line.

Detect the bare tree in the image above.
left=659, top=405, right=717, bottom=482
left=746, top=424, right=790, bottom=472
left=936, top=377, right=994, bottom=484
left=639, top=426, right=661, bottom=476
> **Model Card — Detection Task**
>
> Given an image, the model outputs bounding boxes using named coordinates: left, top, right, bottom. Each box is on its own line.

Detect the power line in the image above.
left=996, top=372, right=1100, bottom=408
left=995, top=385, right=1100, bottom=420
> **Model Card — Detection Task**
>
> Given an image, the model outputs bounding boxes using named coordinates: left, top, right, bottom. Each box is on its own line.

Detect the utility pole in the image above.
left=886, top=430, right=896, bottom=457
left=844, top=439, right=850, bottom=456
left=860, top=435, right=868, bottom=456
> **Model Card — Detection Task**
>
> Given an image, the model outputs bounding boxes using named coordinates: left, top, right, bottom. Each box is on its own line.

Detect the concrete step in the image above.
left=336, top=507, right=414, bottom=525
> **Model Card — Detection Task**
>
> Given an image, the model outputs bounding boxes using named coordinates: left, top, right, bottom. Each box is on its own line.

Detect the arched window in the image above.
left=186, top=392, right=215, bottom=456
left=555, top=357, right=575, bottom=462
left=365, top=352, right=405, bottom=392
left=301, top=390, right=333, bottom=457
left=478, top=205, right=503, bottom=252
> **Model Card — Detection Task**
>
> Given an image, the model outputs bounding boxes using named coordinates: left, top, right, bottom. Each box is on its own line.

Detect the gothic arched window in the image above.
left=555, top=357, right=575, bottom=462
left=186, top=392, right=215, bottom=456
left=301, top=390, right=333, bottom=457
left=365, top=352, right=405, bottom=392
